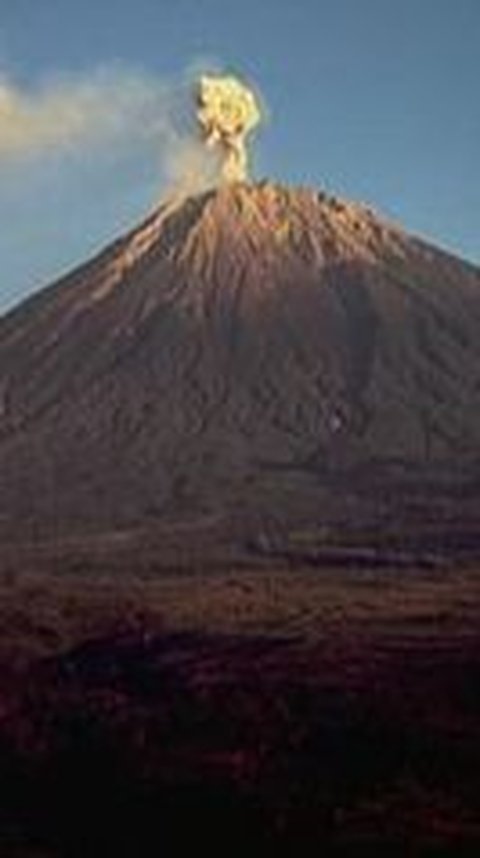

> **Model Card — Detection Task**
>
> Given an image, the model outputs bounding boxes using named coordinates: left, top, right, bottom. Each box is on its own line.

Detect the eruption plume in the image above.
left=196, top=74, right=261, bottom=183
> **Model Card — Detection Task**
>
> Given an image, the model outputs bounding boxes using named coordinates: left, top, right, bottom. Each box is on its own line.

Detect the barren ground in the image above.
left=0, top=559, right=478, bottom=855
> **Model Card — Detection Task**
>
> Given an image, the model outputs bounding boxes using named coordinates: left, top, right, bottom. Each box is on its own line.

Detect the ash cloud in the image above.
left=0, top=65, right=254, bottom=197
left=0, top=64, right=265, bottom=196
left=196, top=74, right=261, bottom=183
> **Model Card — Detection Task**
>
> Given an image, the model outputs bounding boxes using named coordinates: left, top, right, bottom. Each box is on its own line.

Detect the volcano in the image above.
left=1, top=182, right=479, bottom=562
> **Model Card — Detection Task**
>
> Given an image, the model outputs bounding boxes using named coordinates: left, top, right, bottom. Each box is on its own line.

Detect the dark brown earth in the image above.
left=0, top=566, right=479, bottom=855
left=1, top=183, right=480, bottom=854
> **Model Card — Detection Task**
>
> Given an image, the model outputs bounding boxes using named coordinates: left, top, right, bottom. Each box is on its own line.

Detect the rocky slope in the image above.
left=0, top=182, right=479, bottom=552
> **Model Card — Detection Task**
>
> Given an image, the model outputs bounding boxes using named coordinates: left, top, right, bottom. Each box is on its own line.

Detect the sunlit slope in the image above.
left=0, top=182, right=479, bottom=540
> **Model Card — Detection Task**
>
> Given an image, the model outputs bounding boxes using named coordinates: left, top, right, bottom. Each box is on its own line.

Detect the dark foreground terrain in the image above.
left=0, top=562, right=479, bottom=856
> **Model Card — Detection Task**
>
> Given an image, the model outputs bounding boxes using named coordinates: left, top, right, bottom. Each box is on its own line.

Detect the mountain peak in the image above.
left=101, top=181, right=411, bottom=301
left=0, top=182, right=479, bottom=550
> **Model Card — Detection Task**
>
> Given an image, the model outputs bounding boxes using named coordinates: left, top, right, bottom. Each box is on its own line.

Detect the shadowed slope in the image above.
left=0, top=183, right=479, bottom=548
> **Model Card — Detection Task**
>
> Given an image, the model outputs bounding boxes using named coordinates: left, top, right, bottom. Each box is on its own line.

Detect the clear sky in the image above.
left=0, top=0, right=478, bottom=312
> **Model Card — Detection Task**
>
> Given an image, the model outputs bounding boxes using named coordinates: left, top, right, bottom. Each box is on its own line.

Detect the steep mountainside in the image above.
left=0, top=182, right=479, bottom=551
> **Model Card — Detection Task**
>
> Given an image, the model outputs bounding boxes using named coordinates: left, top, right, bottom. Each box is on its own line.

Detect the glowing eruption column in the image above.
left=196, top=75, right=261, bottom=183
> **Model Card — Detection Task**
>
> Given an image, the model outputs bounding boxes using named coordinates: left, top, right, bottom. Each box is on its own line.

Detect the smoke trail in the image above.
left=163, top=136, right=221, bottom=196
left=0, top=65, right=265, bottom=195
left=0, top=68, right=172, bottom=159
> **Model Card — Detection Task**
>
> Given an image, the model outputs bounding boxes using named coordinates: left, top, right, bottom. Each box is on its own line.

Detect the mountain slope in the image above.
left=1, top=182, right=479, bottom=550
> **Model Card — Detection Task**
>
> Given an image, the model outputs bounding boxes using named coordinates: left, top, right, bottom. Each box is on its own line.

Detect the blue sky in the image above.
left=0, top=0, right=478, bottom=312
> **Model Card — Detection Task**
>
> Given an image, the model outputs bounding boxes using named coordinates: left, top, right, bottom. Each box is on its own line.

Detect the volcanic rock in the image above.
left=0, top=182, right=479, bottom=558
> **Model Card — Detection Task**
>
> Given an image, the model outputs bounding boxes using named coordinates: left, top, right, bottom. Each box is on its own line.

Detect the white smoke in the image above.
left=163, top=135, right=221, bottom=196
left=0, top=69, right=172, bottom=160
